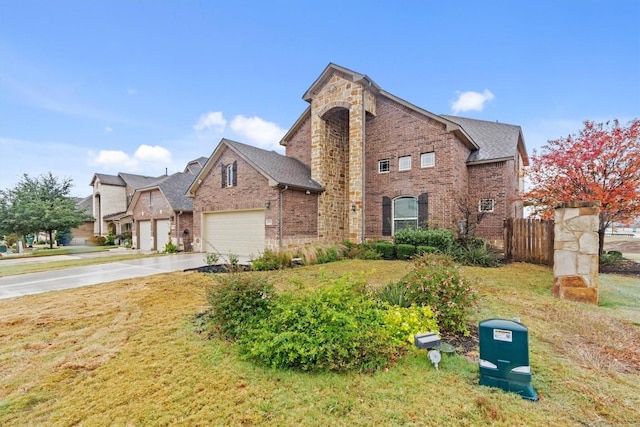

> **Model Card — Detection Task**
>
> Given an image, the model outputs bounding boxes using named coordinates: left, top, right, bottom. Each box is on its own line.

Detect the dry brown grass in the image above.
left=0, top=261, right=639, bottom=426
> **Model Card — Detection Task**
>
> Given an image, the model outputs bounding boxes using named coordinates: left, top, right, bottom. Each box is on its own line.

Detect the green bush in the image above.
left=393, top=228, right=454, bottom=252
left=316, top=246, right=344, bottom=264
left=395, top=243, right=416, bottom=260
left=450, top=240, right=499, bottom=267
left=396, top=253, right=478, bottom=335
left=88, top=235, right=107, bottom=246
left=380, top=304, right=439, bottom=347
left=205, top=252, right=220, bottom=266
left=374, top=281, right=414, bottom=308
left=207, top=274, right=275, bottom=340
left=343, top=241, right=382, bottom=260
left=239, top=276, right=396, bottom=373
left=105, top=231, right=116, bottom=246
left=55, top=229, right=72, bottom=246
left=600, top=250, right=623, bottom=266
left=416, top=245, right=440, bottom=255
left=164, top=240, right=178, bottom=253
left=373, top=241, right=395, bottom=259
left=251, top=248, right=293, bottom=271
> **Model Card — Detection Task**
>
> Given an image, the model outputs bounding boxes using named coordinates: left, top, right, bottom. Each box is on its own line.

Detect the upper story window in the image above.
left=393, top=196, right=418, bottom=232
left=420, top=152, right=435, bottom=168
left=398, top=155, right=411, bottom=171
left=378, top=159, right=390, bottom=173
left=149, top=192, right=153, bottom=206
left=222, top=161, right=237, bottom=187
left=479, top=199, right=495, bottom=213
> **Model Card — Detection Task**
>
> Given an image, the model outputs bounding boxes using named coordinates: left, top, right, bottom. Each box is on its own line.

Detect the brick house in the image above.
left=90, top=157, right=207, bottom=249
left=188, top=63, right=528, bottom=257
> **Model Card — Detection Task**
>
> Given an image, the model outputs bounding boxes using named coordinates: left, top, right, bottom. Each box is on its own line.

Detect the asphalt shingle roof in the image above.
left=154, top=173, right=196, bottom=211
left=440, top=115, right=523, bottom=163
left=224, top=139, right=324, bottom=192
left=93, top=173, right=125, bottom=186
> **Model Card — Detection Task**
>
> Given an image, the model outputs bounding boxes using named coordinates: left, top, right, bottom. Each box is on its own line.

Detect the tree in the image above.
left=522, top=119, right=640, bottom=254
left=0, top=172, right=90, bottom=249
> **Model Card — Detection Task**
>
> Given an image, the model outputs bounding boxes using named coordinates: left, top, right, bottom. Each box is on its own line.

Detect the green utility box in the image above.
left=479, top=318, right=538, bottom=400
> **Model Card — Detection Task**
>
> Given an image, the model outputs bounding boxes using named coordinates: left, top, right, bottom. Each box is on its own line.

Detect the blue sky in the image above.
left=1, top=0, right=638, bottom=197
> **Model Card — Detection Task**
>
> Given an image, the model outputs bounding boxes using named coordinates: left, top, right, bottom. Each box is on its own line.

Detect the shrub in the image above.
left=164, top=240, right=178, bottom=253
left=105, top=232, right=116, bottom=246
left=205, top=252, right=220, bottom=266
left=88, top=235, right=107, bottom=246
left=373, top=241, right=395, bottom=259
left=251, top=248, right=293, bottom=271
left=374, top=281, right=414, bottom=308
left=450, top=240, right=499, bottom=267
left=380, top=304, right=439, bottom=347
left=396, top=253, right=478, bottom=335
left=239, top=276, right=396, bottom=373
left=342, top=241, right=382, bottom=260
left=316, top=245, right=345, bottom=264
left=416, top=245, right=440, bottom=255
left=395, top=243, right=416, bottom=260
left=55, top=229, right=72, bottom=246
left=393, top=228, right=454, bottom=252
left=600, top=250, right=623, bottom=266
left=207, top=274, right=275, bottom=340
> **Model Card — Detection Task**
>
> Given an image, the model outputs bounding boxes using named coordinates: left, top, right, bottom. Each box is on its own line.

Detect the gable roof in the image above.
left=284, top=63, right=478, bottom=150
left=441, top=115, right=529, bottom=166
left=184, top=156, right=208, bottom=174
left=90, top=173, right=125, bottom=186
left=187, top=138, right=324, bottom=196
left=129, top=172, right=196, bottom=214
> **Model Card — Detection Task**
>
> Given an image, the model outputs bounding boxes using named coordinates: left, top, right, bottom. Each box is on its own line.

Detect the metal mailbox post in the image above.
left=478, top=318, right=538, bottom=400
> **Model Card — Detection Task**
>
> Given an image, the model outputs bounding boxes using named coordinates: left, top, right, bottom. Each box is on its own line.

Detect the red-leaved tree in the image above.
left=522, top=119, right=640, bottom=255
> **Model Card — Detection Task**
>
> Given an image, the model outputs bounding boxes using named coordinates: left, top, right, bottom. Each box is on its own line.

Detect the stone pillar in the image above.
left=553, top=201, right=600, bottom=304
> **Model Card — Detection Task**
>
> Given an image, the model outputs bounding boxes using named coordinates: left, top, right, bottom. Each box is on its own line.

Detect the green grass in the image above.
left=0, top=260, right=638, bottom=426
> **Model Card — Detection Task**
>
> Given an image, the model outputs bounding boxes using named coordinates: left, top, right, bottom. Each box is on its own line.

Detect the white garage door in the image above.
left=203, top=210, right=265, bottom=259
left=138, top=220, right=152, bottom=251
left=156, top=219, right=171, bottom=251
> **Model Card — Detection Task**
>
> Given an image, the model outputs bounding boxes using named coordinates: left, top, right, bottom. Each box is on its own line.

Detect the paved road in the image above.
left=0, top=253, right=207, bottom=299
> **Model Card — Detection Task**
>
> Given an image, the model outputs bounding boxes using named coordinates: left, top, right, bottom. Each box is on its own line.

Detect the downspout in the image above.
left=279, top=185, right=289, bottom=247
left=177, top=211, right=183, bottom=249
left=361, top=81, right=371, bottom=243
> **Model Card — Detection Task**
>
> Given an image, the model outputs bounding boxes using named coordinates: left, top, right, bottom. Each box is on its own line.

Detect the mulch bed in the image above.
left=599, top=257, right=640, bottom=278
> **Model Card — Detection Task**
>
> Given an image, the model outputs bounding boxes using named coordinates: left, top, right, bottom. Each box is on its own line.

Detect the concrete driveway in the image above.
left=0, top=253, right=207, bottom=299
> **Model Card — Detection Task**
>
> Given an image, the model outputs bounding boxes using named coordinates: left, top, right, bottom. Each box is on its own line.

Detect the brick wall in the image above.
left=282, top=188, right=318, bottom=238
left=191, top=147, right=280, bottom=251
left=364, top=96, right=471, bottom=238
left=284, top=114, right=312, bottom=166
left=467, top=161, right=511, bottom=240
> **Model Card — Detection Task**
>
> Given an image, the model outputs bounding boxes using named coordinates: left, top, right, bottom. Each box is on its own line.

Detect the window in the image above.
left=479, top=199, right=495, bottom=212
left=420, top=152, right=435, bottom=168
left=149, top=192, right=153, bottom=206
left=378, top=159, right=390, bottom=173
left=222, top=161, right=237, bottom=187
left=226, top=164, right=234, bottom=187
left=393, top=196, right=418, bottom=232
left=398, top=155, right=411, bottom=171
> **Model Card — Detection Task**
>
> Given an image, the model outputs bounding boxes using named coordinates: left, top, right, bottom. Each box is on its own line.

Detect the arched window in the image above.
left=393, top=196, right=418, bottom=233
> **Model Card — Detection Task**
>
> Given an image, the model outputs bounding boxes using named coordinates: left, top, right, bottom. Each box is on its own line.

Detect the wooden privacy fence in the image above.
left=503, top=218, right=554, bottom=266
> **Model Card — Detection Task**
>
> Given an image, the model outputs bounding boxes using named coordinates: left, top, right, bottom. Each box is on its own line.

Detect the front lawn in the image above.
left=0, top=260, right=638, bottom=426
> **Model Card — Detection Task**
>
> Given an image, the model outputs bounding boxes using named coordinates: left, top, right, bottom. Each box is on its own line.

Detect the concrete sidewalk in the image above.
left=0, top=253, right=207, bottom=299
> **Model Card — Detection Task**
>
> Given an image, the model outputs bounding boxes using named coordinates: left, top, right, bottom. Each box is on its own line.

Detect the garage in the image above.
left=203, top=210, right=265, bottom=259
left=156, top=219, right=171, bottom=251
left=138, top=220, right=152, bottom=251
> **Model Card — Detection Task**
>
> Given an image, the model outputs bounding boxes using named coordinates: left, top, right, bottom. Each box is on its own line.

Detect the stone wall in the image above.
left=553, top=201, right=600, bottom=304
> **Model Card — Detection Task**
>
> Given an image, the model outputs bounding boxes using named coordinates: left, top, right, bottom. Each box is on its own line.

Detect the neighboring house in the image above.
left=90, top=157, right=207, bottom=248
left=69, top=195, right=95, bottom=245
left=186, top=63, right=528, bottom=257
left=127, top=169, right=201, bottom=251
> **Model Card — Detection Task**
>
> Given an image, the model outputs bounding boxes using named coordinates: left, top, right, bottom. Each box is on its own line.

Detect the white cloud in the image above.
left=194, top=111, right=227, bottom=132
left=451, top=89, right=495, bottom=115
left=88, top=144, right=172, bottom=172
left=230, top=115, right=286, bottom=149
left=104, top=126, right=113, bottom=133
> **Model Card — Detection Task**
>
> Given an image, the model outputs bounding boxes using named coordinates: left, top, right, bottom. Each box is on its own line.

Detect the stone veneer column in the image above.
left=553, top=201, right=600, bottom=304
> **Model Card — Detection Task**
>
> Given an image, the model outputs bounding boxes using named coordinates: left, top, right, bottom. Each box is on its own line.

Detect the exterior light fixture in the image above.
left=264, top=200, right=271, bottom=209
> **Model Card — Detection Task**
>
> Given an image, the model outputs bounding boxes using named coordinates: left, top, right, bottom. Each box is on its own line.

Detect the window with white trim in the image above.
left=398, top=155, right=411, bottom=171
left=479, top=199, right=495, bottom=212
left=378, top=159, right=390, bottom=173
left=420, top=152, right=435, bottom=168
left=393, top=196, right=418, bottom=233
left=226, top=164, right=234, bottom=187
